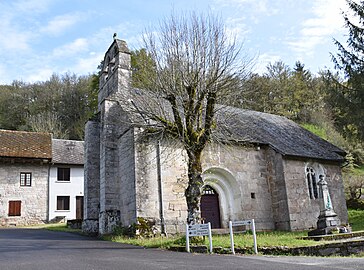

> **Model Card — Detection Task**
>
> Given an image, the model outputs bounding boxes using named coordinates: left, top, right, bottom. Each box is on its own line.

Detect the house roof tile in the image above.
left=52, top=139, right=84, bottom=165
left=0, top=129, right=52, bottom=159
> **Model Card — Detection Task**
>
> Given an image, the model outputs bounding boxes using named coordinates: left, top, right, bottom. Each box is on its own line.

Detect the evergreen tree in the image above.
left=331, top=0, right=364, bottom=140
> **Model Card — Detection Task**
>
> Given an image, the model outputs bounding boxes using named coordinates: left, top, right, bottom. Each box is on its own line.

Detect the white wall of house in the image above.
left=49, top=165, right=84, bottom=221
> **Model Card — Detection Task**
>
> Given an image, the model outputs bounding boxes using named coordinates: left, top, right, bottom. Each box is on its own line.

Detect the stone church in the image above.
left=82, top=39, right=348, bottom=235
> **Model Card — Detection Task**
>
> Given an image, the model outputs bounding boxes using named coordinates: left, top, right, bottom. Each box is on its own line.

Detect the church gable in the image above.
left=98, top=39, right=131, bottom=112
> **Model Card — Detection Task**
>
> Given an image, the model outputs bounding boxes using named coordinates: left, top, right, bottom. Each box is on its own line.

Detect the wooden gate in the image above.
left=201, top=186, right=221, bottom=229
left=76, top=196, right=84, bottom=220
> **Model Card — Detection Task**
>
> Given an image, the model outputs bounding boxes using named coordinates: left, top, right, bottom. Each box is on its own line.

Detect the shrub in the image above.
left=111, top=217, right=159, bottom=238
left=112, top=223, right=136, bottom=237
left=135, top=217, right=159, bottom=238
left=346, top=199, right=364, bottom=210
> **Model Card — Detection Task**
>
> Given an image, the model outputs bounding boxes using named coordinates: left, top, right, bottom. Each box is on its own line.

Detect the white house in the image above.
left=0, top=130, right=85, bottom=227
left=49, top=139, right=84, bottom=222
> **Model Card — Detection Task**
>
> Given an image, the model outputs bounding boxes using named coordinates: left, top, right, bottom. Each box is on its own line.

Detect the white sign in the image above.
left=232, top=220, right=252, bottom=226
left=229, top=219, right=258, bottom=255
left=186, top=222, right=213, bottom=253
left=188, top=224, right=210, bottom=236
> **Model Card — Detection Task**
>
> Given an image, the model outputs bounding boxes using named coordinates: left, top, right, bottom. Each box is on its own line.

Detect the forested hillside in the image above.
left=0, top=0, right=363, bottom=203
left=0, top=60, right=362, bottom=163
left=0, top=57, right=363, bottom=202
left=0, top=73, right=98, bottom=140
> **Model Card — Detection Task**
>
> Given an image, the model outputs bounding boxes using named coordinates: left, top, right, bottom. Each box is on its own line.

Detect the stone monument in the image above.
left=308, top=175, right=341, bottom=236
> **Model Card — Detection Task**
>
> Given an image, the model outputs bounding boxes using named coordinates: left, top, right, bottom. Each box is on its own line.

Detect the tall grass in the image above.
left=348, top=209, right=364, bottom=231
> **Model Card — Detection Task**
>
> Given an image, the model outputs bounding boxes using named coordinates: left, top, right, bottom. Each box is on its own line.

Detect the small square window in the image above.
left=57, top=196, right=70, bottom=210
left=20, top=173, right=32, bottom=186
left=8, top=201, right=21, bottom=216
left=251, top=193, right=256, bottom=199
left=57, top=168, right=70, bottom=181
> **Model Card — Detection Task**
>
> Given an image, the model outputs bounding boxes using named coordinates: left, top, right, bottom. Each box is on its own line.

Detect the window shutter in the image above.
left=8, top=201, right=21, bottom=216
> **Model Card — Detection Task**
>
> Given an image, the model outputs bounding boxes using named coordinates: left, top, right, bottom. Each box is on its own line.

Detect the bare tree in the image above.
left=344, top=172, right=364, bottom=200
left=132, top=12, right=251, bottom=224
left=27, top=111, right=69, bottom=139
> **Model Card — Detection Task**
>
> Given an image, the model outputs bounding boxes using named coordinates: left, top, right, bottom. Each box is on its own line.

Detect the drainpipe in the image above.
left=156, top=140, right=166, bottom=236
left=47, top=160, right=52, bottom=223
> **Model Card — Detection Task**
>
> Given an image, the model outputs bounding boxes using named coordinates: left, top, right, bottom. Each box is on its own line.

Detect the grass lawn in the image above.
left=348, top=209, right=364, bottom=231
left=44, top=209, right=364, bottom=252
left=352, top=166, right=364, bottom=175
left=104, top=209, right=364, bottom=250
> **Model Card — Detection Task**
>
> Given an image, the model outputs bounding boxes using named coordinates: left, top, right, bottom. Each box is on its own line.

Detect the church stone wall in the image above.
left=99, top=100, right=130, bottom=234
left=158, top=144, right=189, bottom=233
left=202, top=143, right=275, bottom=231
left=134, top=140, right=189, bottom=233
left=82, top=119, right=100, bottom=234
left=117, top=128, right=137, bottom=226
left=135, top=142, right=160, bottom=223
left=283, top=159, right=348, bottom=230
left=265, top=148, right=291, bottom=230
left=134, top=141, right=276, bottom=234
left=324, top=163, right=348, bottom=225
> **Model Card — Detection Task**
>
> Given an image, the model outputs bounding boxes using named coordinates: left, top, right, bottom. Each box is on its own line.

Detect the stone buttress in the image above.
left=83, top=39, right=137, bottom=234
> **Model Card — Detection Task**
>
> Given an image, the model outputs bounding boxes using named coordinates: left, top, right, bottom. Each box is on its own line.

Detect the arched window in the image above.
left=202, top=185, right=216, bottom=195
left=104, top=56, right=111, bottom=72
left=306, top=166, right=319, bottom=199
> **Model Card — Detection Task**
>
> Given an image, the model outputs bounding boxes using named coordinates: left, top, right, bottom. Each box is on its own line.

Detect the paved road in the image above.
left=0, top=228, right=363, bottom=270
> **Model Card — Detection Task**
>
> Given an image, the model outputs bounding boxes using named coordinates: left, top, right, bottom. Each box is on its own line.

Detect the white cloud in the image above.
left=0, top=18, right=32, bottom=51
left=52, top=38, right=89, bottom=58
left=0, top=64, right=8, bottom=84
left=215, top=0, right=260, bottom=8
left=13, top=0, right=51, bottom=14
left=70, top=52, right=105, bottom=75
left=215, top=0, right=280, bottom=17
left=225, top=17, right=250, bottom=41
left=0, top=1, right=41, bottom=52
left=286, top=0, right=347, bottom=56
left=41, top=13, right=86, bottom=36
left=254, top=53, right=281, bottom=74
left=26, top=68, right=54, bottom=83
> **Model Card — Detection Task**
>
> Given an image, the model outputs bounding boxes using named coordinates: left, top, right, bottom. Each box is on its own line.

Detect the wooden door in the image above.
left=201, top=186, right=221, bottom=229
left=76, top=196, right=84, bottom=220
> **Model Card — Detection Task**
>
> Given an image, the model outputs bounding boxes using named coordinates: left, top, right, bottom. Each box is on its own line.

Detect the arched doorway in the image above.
left=201, top=185, right=221, bottom=228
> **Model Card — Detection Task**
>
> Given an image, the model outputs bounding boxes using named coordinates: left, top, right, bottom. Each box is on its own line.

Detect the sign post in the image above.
left=186, top=223, right=213, bottom=253
left=229, top=219, right=257, bottom=254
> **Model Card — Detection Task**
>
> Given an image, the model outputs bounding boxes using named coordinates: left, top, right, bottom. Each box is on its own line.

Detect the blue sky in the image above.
left=0, top=0, right=349, bottom=84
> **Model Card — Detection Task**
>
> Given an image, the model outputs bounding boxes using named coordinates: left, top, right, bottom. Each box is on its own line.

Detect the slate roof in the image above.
left=216, top=107, right=346, bottom=162
left=52, top=139, right=84, bottom=165
left=120, top=89, right=346, bottom=162
left=0, top=129, right=52, bottom=159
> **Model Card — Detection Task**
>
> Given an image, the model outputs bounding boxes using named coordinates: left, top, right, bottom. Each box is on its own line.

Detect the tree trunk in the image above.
left=185, top=150, right=204, bottom=225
